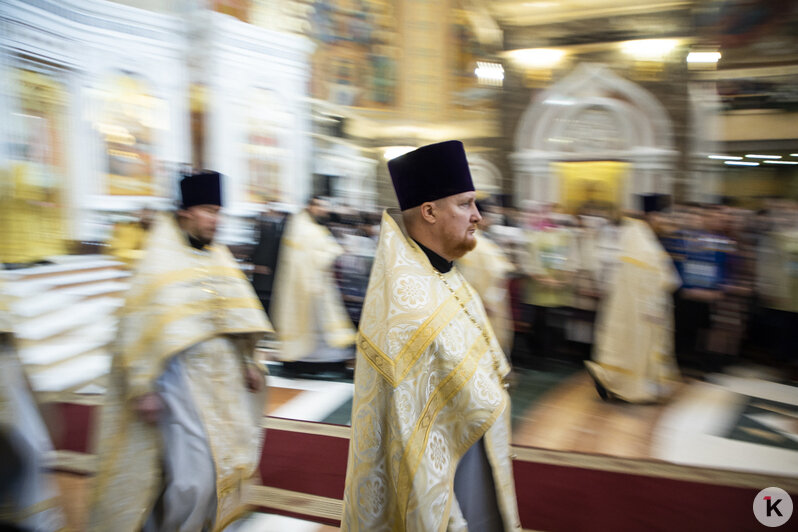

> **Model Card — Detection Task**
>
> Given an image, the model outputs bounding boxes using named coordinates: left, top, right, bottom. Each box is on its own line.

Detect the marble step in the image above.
left=61, top=281, right=129, bottom=299
left=20, top=331, right=114, bottom=368
left=2, top=258, right=122, bottom=281
left=11, top=291, right=80, bottom=319
left=29, top=352, right=111, bottom=392
left=14, top=298, right=122, bottom=341
left=6, top=270, right=130, bottom=299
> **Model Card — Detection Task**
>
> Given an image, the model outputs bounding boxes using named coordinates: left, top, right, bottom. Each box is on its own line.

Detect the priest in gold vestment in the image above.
left=585, top=213, right=682, bottom=403
left=343, top=141, right=521, bottom=531
left=271, top=197, right=356, bottom=367
left=89, top=171, right=272, bottom=532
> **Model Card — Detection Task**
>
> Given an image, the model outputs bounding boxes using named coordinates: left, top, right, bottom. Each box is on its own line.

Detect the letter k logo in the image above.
left=754, top=487, right=792, bottom=526
left=765, top=496, right=784, bottom=518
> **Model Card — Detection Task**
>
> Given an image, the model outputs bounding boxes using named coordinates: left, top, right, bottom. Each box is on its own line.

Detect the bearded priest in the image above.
left=342, top=141, right=521, bottom=531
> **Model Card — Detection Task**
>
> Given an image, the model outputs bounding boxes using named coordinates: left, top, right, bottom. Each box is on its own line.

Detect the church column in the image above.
left=400, top=0, right=449, bottom=121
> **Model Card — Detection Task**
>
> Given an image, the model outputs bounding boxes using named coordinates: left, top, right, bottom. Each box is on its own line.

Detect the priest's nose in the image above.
left=471, top=205, right=482, bottom=224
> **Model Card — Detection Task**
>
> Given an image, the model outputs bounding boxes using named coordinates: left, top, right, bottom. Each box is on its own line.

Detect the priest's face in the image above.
left=181, top=204, right=221, bottom=245
left=436, top=191, right=481, bottom=259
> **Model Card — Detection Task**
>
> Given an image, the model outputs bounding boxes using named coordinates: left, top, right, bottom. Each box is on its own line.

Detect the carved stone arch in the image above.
left=543, top=97, right=647, bottom=152
left=512, top=63, right=677, bottom=208
left=515, top=63, right=672, bottom=152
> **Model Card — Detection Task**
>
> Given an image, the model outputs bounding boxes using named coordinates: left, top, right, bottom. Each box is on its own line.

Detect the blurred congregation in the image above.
left=2, top=0, right=798, bottom=530
left=200, top=195, right=798, bottom=379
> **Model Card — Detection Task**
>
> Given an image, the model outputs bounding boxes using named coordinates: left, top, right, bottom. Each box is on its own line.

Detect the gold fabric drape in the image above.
left=89, top=214, right=272, bottom=532
left=342, top=210, right=521, bottom=531
left=272, top=210, right=356, bottom=361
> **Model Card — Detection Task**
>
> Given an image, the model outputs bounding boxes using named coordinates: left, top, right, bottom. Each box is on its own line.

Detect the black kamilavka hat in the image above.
left=180, top=170, right=223, bottom=209
left=639, top=193, right=670, bottom=213
left=388, top=141, right=475, bottom=211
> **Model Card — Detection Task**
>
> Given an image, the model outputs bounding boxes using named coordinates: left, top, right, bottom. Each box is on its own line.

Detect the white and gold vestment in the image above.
left=586, top=218, right=681, bottom=402
left=342, top=210, right=521, bottom=531
left=89, top=214, right=271, bottom=532
left=456, top=230, right=515, bottom=356
left=272, top=210, right=356, bottom=362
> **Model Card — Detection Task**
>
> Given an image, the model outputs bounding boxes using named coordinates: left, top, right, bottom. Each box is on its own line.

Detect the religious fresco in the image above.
left=308, top=0, right=399, bottom=109
left=90, top=73, right=164, bottom=196
left=1, top=67, right=68, bottom=262
left=449, top=2, right=496, bottom=111
left=245, top=88, right=291, bottom=203
left=694, top=0, right=798, bottom=111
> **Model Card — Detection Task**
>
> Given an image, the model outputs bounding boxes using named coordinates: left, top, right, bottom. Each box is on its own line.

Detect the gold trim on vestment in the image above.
left=271, top=210, right=355, bottom=361
left=620, top=255, right=656, bottom=270
left=342, top=210, right=521, bottom=531
left=122, top=265, right=246, bottom=310
left=213, top=469, right=253, bottom=531
left=124, top=297, right=264, bottom=363
left=214, top=506, right=247, bottom=532
left=397, top=334, right=502, bottom=527
left=357, top=283, right=470, bottom=387
left=0, top=496, right=61, bottom=522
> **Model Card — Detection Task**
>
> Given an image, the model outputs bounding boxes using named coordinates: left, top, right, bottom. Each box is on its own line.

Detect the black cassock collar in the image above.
left=413, top=239, right=453, bottom=273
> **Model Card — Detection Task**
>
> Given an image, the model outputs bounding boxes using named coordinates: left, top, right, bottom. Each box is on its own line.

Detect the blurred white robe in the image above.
left=456, top=230, right=515, bottom=355
left=585, top=218, right=681, bottom=403
left=272, top=210, right=356, bottom=362
left=89, top=215, right=271, bottom=532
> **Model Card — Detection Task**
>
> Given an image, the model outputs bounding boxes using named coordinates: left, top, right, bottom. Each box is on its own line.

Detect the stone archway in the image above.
left=511, top=63, right=677, bottom=210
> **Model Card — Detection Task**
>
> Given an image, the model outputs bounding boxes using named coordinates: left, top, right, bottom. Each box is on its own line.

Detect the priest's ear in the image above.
left=418, top=201, right=438, bottom=225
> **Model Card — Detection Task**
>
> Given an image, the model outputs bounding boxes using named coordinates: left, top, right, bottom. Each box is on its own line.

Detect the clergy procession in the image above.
left=5, top=135, right=798, bottom=531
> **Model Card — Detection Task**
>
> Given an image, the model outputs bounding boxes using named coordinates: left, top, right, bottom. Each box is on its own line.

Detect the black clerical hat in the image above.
left=180, top=170, right=223, bottom=209
left=388, top=140, right=475, bottom=211
left=639, top=193, right=670, bottom=213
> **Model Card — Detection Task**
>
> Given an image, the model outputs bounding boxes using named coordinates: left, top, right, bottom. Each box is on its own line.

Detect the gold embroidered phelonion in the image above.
left=436, top=269, right=509, bottom=389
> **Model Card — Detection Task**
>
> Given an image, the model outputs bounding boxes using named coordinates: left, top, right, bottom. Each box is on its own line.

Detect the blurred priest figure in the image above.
left=456, top=198, right=516, bottom=356
left=342, top=141, right=521, bottom=531
left=585, top=194, right=682, bottom=403
left=271, top=196, right=356, bottom=375
left=89, top=170, right=272, bottom=532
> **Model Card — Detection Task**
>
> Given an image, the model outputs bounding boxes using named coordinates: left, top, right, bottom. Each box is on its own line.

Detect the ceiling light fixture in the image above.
left=686, top=51, right=721, bottom=63
left=621, top=39, right=679, bottom=60
left=504, top=48, right=566, bottom=69
left=724, top=161, right=759, bottom=166
left=745, top=154, right=782, bottom=159
left=708, top=155, right=742, bottom=160
left=474, top=61, right=504, bottom=86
